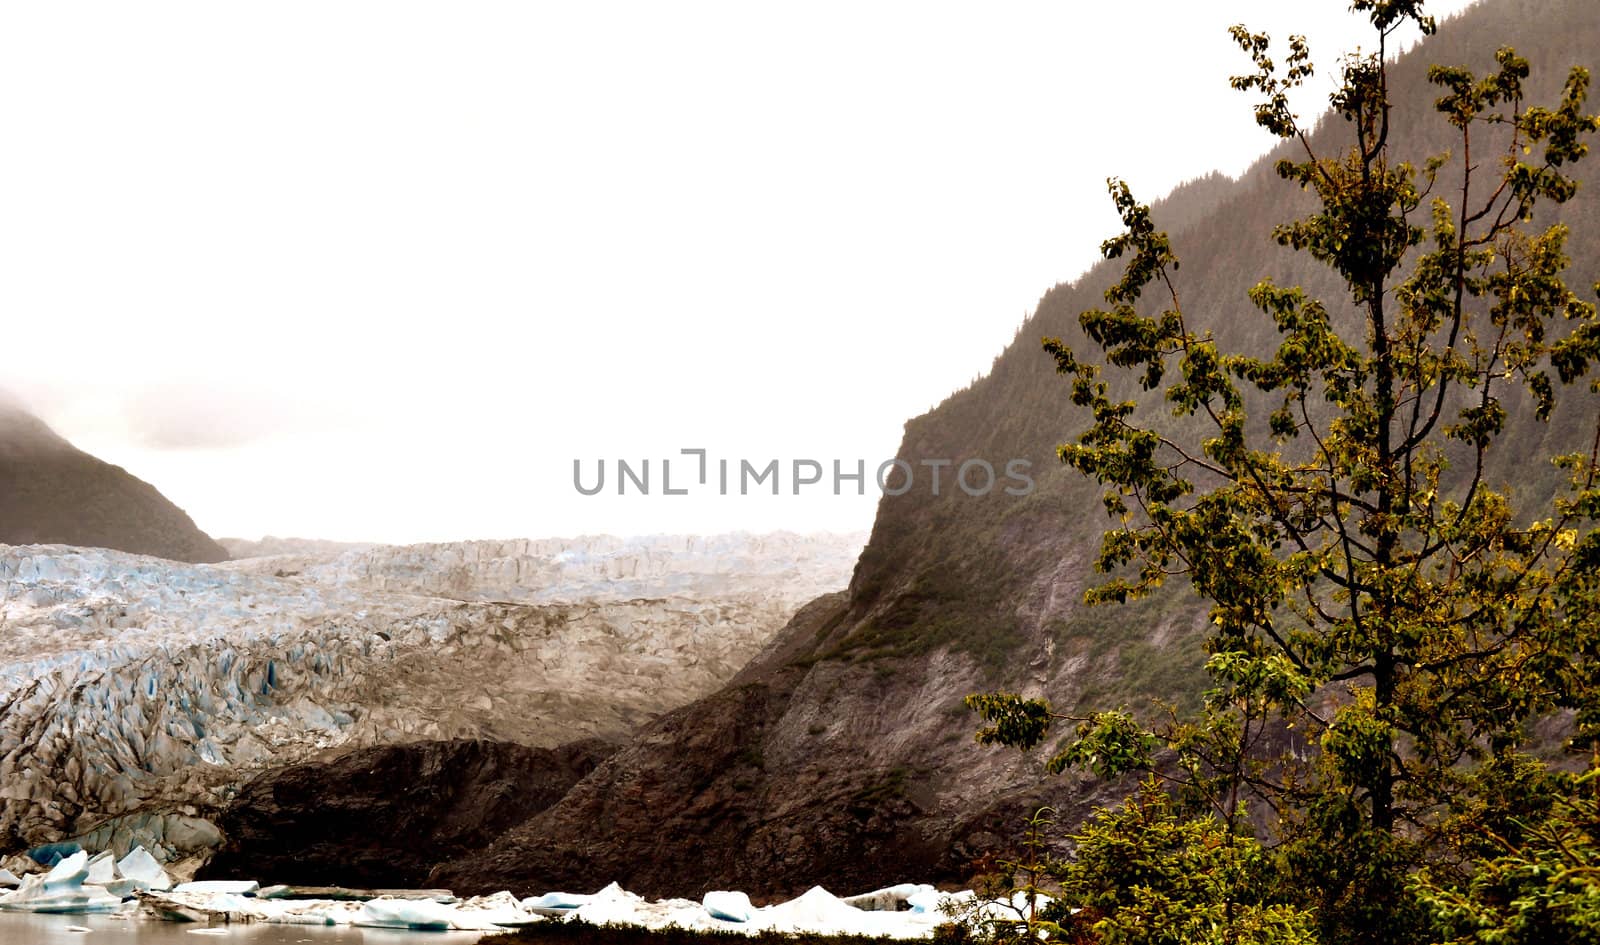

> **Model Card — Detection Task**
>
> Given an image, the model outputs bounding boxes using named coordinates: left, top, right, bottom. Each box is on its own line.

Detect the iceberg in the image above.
left=572, top=882, right=653, bottom=927
left=0, top=871, right=121, bottom=915
left=906, top=888, right=945, bottom=915
left=356, top=897, right=460, bottom=931
left=102, top=879, right=146, bottom=899
left=115, top=845, right=172, bottom=892
left=521, top=891, right=590, bottom=911
left=445, top=891, right=535, bottom=931
left=41, top=851, right=89, bottom=889
left=0, top=869, right=21, bottom=888
left=84, top=851, right=116, bottom=886
left=749, top=884, right=954, bottom=938
left=704, top=890, right=755, bottom=923
left=761, top=886, right=870, bottom=934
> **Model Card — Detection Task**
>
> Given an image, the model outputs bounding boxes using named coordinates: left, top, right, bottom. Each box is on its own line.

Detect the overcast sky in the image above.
left=0, top=1, right=1479, bottom=544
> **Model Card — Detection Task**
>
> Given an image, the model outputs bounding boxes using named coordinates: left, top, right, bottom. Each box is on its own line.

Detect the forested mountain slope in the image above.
left=444, top=0, right=1600, bottom=897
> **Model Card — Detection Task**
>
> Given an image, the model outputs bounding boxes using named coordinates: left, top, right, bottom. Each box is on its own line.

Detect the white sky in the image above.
left=0, top=1, right=1478, bottom=543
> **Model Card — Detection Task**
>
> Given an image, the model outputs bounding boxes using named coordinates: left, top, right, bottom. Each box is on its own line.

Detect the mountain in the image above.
left=0, top=402, right=229, bottom=563
left=428, top=0, right=1600, bottom=899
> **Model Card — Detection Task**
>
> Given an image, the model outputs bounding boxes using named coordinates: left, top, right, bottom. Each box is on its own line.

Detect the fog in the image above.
left=0, top=1, right=1476, bottom=542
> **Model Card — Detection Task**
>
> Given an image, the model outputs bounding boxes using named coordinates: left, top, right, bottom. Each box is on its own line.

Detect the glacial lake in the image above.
left=0, top=913, right=487, bottom=944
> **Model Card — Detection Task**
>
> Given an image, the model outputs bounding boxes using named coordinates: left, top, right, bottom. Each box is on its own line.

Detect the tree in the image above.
left=1416, top=766, right=1600, bottom=944
left=968, top=1, right=1600, bottom=942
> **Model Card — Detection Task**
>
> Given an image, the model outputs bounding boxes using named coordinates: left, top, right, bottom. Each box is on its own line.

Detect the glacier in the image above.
left=0, top=532, right=862, bottom=866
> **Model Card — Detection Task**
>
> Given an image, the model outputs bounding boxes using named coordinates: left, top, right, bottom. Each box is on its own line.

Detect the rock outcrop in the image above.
left=429, top=594, right=1117, bottom=899
left=0, top=402, right=228, bottom=563
left=200, top=739, right=613, bottom=888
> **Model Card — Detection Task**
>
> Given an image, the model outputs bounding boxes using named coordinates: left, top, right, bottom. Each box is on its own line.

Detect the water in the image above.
left=0, top=913, right=487, bottom=945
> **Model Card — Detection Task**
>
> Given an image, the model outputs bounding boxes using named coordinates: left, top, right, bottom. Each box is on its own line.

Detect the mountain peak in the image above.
left=0, top=402, right=229, bottom=563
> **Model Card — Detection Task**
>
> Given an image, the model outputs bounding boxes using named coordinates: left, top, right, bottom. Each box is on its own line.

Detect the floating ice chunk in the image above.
left=906, top=888, right=945, bottom=915
left=444, top=892, right=533, bottom=931
left=0, top=869, right=20, bottom=888
left=571, top=882, right=649, bottom=927
left=103, top=879, right=145, bottom=899
left=704, top=890, right=754, bottom=923
left=116, top=846, right=172, bottom=892
left=761, top=886, right=863, bottom=932
left=521, top=891, right=590, bottom=912
left=0, top=873, right=121, bottom=914
left=356, top=897, right=459, bottom=931
left=757, top=885, right=941, bottom=937
left=84, top=851, right=117, bottom=886
left=173, top=880, right=259, bottom=896
left=42, top=851, right=90, bottom=890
